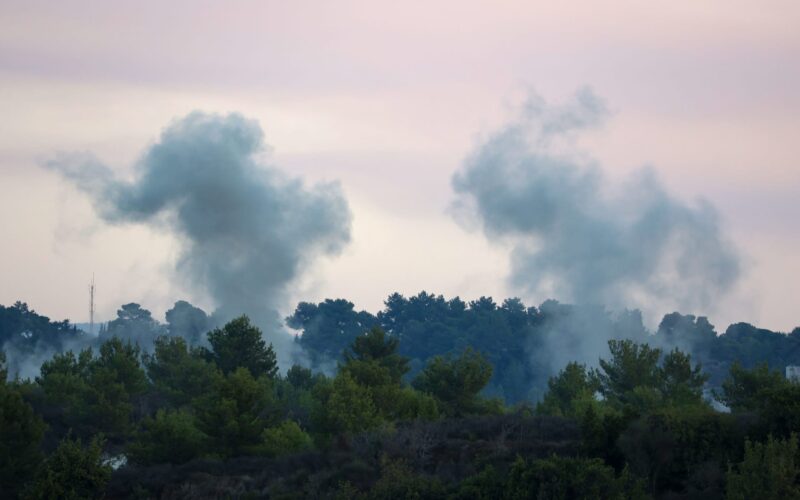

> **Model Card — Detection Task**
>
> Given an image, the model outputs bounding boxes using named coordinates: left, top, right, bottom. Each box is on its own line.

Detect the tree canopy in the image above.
left=0, top=294, right=799, bottom=498
left=205, top=315, right=278, bottom=379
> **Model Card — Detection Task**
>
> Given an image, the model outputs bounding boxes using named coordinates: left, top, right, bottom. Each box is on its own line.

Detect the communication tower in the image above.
left=89, top=275, right=95, bottom=336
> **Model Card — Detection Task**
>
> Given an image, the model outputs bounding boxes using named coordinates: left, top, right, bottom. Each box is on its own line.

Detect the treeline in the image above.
left=2, top=295, right=800, bottom=498
left=4, top=294, right=800, bottom=403
left=0, top=301, right=209, bottom=379
left=2, top=311, right=800, bottom=498
left=290, top=292, right=800, bottom=400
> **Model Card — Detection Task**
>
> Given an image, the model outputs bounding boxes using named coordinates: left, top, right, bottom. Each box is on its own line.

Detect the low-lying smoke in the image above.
left=452, top=89, right=741, bottom=317
left=46, top=112, right=352, bottom=360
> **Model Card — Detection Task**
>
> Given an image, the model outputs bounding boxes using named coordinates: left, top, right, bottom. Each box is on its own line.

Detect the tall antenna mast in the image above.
left=89, top=274, right=95, bottom=336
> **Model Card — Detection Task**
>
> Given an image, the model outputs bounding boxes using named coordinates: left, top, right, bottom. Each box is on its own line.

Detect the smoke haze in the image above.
left=452, top=89, right=741, bottom=318
left=46, top=112, right=352, bottom=359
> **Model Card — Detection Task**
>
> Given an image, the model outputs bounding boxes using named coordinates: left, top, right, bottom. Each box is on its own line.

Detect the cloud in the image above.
left=452, top=89, right=740, bottom=316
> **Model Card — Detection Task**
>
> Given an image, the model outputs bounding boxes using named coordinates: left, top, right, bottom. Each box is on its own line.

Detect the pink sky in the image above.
left=1, top=0, right=798, bottom=331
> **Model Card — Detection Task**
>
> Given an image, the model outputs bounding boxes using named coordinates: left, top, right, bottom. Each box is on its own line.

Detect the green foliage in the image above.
left=286, top=364, right=315, bottom=390
left=261, top=420, right=313, bottom=457
left=336, top=326, right=439, bottom=423
left=37, top=349, right=93, bottom=417
left=293, top=293, right=559, bottom=404
left=537, top=362, right=600, bottom=417
left=503, top=455, right=647, bottom=500
left=194, top=366, right=276, bottom=457
left=23, top=435, right=111, bottom=500
left=103, top=303, right=165, bottom=346
left=361, top=458, right=445, bottom=499
left=577, top=404, right=629, bottom=467
left=37, top=338, right=148, bottom=438
left=592, top=340, right=662, bottom=408
left=718, top=362, right=789, bottom=412
left=316, top=371, right=381, bottom=436
left=617, top=407, right=745, bottom=496
left=334, top=481, right=362, bottom=500
left=288, top=294, right=800, bottom=407
left=94, top=337, right=148, bottom=395
left=128, top=408, right=207, bottom=465
left=344, top=327, right=409, bottom=384
left=451, top=466, right=505, bottom=500
left=726, top=434, right=800, bottom=500
left=289, top=299, right=379, bottom=366
left=143, top=335, right=222, bottom=408
left=0, top=380, right=46, bottom=497
left=273, top=375, right=321, bottom=430
left=711, top=322, right=799, bottom=385
left=412, top=348, right=497, bottom=417
left=592, top=340, right=708, bottom=412
left=343, top=357, right=396, bottom=390
left=758, top=382, right=800, bottom=437
left=206, top=315, right=278, bottom=378
left=7, top=294, right=800, bottom=498
left=717, top=362, right=800, bottom=436
left=660, top=348, right=709, bottom=406
left=86, top=338, right=148, bottom=437
left=375, top=385, right=439, bottom=421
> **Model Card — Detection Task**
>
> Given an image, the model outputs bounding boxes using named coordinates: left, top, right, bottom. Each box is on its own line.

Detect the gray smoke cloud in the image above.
left=452, top=89, right=741, bottom=317
left=46, top=112, right=351, bottom=360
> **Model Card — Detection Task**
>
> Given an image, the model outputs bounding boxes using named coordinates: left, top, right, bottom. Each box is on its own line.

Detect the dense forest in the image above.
left=1, top=294, right=799, bottom=499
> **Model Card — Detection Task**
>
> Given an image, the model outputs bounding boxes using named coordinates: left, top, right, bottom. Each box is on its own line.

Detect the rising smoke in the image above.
left=46, top=112, right=352, bottom=361
left=452, top=89, right=741, bottom=319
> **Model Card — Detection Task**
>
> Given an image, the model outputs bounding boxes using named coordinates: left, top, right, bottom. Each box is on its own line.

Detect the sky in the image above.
left=1, top=0, right=798, bottom=333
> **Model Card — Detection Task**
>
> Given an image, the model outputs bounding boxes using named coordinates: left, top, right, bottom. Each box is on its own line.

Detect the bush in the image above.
left=726, top=434, right=800, bottom=500
left=261, top=420, right=313, bottom=457
left=23, top=435, right=111, bottom=500
left=128, top=408, right=208, bottom=465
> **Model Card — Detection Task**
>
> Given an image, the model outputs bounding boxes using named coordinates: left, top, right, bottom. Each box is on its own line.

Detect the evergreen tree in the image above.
left=206, top=316, right=278, bottom=378
left=413, top=348, right=498, bottom=417
left=344, top=326, right=409, bottom=384
left=128, top=408, right=207, bottom=465
left=537, top=362, right=600, bottom=417
left=0, top=380, right=45, bottom=497
left=143, top=335, right=222, bottom=408
left=194, top=367, right=276, bottom=457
